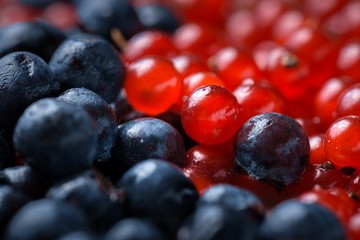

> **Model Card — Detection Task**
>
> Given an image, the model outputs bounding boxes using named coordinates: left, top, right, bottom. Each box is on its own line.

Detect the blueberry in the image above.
left=57, top=231, right=98, bottom=240
left=0, top=186, right=30, bottom=235
left=117, top=159, right=198, bottom=236
left=13, top=98, right=97, bottom=181
left=75, top=0, right=144, bottom=40
left=198, top=184, right=265, bottom=218
left=47, top=170, right=124, bottom=231
left=177, top=204, right=259, bottom=240
left=258, top=199, right=346, bottom=240
left=112, top=117, right=186, bottom=168
left=0, top=20, right=66, bottom=62
left=136, top=4, right=180, bottom=33
left=0, top=165, right=47, bottom=199
left=105, top=218, right=166, bottom=240
left=58, top=88, right=118, bottom=161
left=49, top=33, right=125, bottom=103
left=5, top=199, right=89, bottom=240
left=0, top=51, right=59, bottom=132
left=234, top=112, right=310, bottom=189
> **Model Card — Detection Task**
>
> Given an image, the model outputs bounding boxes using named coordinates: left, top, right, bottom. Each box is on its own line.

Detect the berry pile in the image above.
left=0, top=0, right=360, bottom=239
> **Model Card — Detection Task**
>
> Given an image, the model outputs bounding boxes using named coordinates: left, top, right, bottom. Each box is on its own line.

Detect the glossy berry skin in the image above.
left=57, top=231, right=97, bottom=240
left=46, top=170, right=123, bottom=231
left=198, top=184, right=265, bottom=217
left=315, top=76, right=354, bottom=129
left=75, top=0, right=143, bottom=40
left=234, top=112, right=310, bottom=189
left=123, top=30, right=178, bottom=62
left=0, top=20, right=65, bottom=61
left=184, top=144, right=235, bottom=185
left=0, top=165, right=47, bottom=199
left=49, top=33, right=125, bottom=103
left=58, top=88, right=118, bottom=161
left=171, top=53, right=211, bottom=78
left=13, top=98, right=97, bottom=180
left=177, top=204, right=259, bottom=240
left=0, top=51, right=58, bottom=132
left=5, top=199, right=89, bottom=240
left=324, top=115, right=360, bottom=169
left=0, top=186, right=30, bottom=234
left=181, top=85, right=242, bottom=145
left=258, top=200, right=346, bottom=240
left=136, top=4, right=180, bottom=33
left=336, top=83, right=360, bottom=118
left=173, top=23, right=225, bottom=58
left=208, top=47, right=262, bottom=91
left=105, top=218, right=166, bottom=240
left=124, top=56, right=182, bottom=115
left=117, top=159, right=198, bottom=235
left=232, top=79, right=284, bottom=122
left=112, top=117, right=185, bottom=168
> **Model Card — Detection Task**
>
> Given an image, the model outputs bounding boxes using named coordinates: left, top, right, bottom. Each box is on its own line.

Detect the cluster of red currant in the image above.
left=1, top=0, right=360, bottom=239
left=124, top=0, right=360, bottom=238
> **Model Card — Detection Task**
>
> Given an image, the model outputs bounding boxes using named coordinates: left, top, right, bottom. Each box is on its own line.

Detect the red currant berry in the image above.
left=124, top=56, right=182, bottom=115
left=123, top=30, right=178, bottom=62
left=208, top=47, right=262, bottom=91
left=181, top=85, right=242, bottom=145
left=324, top=115, right=360, bottom=170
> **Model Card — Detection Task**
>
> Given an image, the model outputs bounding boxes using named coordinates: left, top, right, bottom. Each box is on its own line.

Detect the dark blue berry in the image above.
left=0, top=165, right=47, bottom=199
left=46, top=170, right=124, bottom=231
left=0, top=20, right=66, bottom=62
left=258, top=199, right=346, bottom=240
left=75, top=0, right=144, bottom=40
left=57, top=231, right=98, bottom=240
left=13, top=98, right=97, bottom=181
left=0, top=51, right=59, bottom=132
left=117, top=159, right=198, bottom=236
left=234, top=112, right=310, bottom=189
left=5, top=199, right=89, bottom=240
left=0, top=186, right=30, bottom=235
left=136, top=4, right=180, bottom=33
left=177, top=204, right=259, bottom=240
left=112, top=117, right=186, bottom=168
left=105, top=218, right=166, bottom=240
left=198, top=184, right=265, bottom=218
left=49, top=33, right=125, bottom=103
left=58, top=88, right=118, bottom=161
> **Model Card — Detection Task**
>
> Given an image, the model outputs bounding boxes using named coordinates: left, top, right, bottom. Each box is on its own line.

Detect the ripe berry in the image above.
left=112, top=117, right=185, bottom=169
left=0, top=20, right=65, bottom=61
left=117, top=159, right=198, bottom=235
left=58, top=88, right=118, bottom=161
left=258, top=199, right=346, bottom=240
left=234, top=112, right=310, bottom=189
left=46, top=170, right=124, bottom=231
left=0, top=51, right=58, bottom=132
left=181, top=85, right=242, bottom=145
left=105, top=218, right=166, bottom=240
left=324, top=115, right=360, bottom=169
left=49, top=33, right=125, bottom=103
left=5, top=199, right=89, bottom=240
left=124, top=56, right=182, bottom=115
left=13, top=98, right=97, bottom=180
